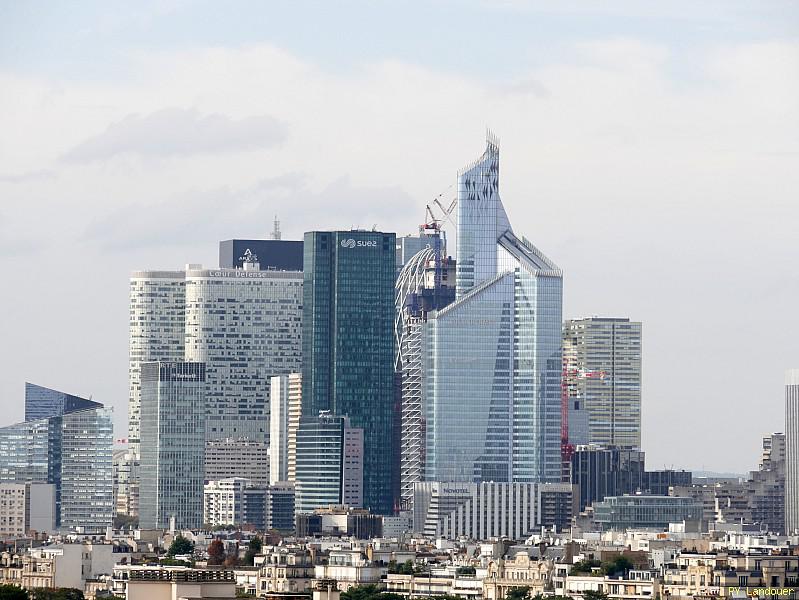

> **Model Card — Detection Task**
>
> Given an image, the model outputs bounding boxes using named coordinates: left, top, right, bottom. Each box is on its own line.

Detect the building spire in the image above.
left=271, top=215, right=282, bottom=240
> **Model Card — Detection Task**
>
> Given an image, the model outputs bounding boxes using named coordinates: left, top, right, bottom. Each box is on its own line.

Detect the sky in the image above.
left=0, top=0, right=797, bottom=474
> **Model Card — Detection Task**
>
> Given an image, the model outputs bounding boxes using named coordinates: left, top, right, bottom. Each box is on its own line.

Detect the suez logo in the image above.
left=340, top=238, right=378, bottom=248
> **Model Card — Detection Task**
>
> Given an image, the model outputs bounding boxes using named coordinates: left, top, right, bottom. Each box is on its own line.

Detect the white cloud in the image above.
left=61, top=108, right=287, bottom=162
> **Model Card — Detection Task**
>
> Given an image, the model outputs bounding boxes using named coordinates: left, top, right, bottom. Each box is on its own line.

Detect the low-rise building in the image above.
left=314, top=548, right=385, bottom=591
left=483, top=553, right=555, bottom=600
left=565, top=570, right=660, bottom=600
left=257, top=547, right=315, bottom=594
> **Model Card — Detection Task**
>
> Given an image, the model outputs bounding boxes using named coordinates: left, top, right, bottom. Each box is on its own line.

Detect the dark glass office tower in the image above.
left=302, top=230, right=396, bottom=514
left=25, top=382, right=101, bottom=422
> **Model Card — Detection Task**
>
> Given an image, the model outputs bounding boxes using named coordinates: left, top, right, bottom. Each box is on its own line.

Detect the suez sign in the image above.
left=340, top=238, right=378, bottom=248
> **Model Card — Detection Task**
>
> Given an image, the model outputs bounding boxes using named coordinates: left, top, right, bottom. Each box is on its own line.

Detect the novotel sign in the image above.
left=340, top=238, right=377, bottom=248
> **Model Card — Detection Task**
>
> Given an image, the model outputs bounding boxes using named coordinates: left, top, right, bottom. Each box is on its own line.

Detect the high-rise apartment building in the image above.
left=185, top=264, right=303, bottom=443
left=423, top=135, right=563, bottom=484
left=112, top=448, right=139, bottom=517
left=25, top=383, right=101, bottom=422
left=786, top=369, right=799, bottom=534
left=302, top=230, right=396, bottom=514
left=139, top=362, right=206, bottom=530
left=294, top=412, right=364, bottom=514
left=0, top=391, right=112, bottom=533
left=270, top=374, right=301, bottom=485
left=563, top=317, right=642, bottom=449
left=395, top=225, right=455, bottom=508
left=286, top=374, right=302, bottom=483
left=749, top=433, right=786, bottom=534
left=128, top=270, right=186, bottom=458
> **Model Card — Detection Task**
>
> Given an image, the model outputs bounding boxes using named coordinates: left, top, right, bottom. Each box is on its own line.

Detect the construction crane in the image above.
left=424, top=185, right=457, bottom=230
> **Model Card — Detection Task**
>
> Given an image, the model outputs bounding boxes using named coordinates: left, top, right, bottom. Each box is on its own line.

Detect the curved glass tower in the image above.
left=424, top=135, right=563, bottom=484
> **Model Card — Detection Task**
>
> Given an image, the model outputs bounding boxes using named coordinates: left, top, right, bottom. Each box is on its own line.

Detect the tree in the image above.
left=167, top=534, right=194, bottom=556
left=208, top=539, right=226, bottom=565
left=506, top=586, right=531, bottom=600
left=602, top=556, right=633, bottom=578
left=30, top=589, right=86, bottom=600
left=243, top=536, right=262, bottom=565
left=583, top=591, right=609, bottom=600
left=0, top=584, right=28, bottom=600
left=570, top=559, right=602, bottom=575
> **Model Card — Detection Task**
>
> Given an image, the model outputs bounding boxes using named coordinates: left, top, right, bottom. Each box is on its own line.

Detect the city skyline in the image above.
left=1, top=1, right=798, bottom=475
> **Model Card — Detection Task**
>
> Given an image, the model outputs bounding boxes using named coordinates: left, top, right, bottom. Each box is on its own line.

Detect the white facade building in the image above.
left=128, top=270, right=186, bottom=459
left=413, top=481, right=574, bottom=540
left=270, top=374, right=301, bottom=485
left=130, top=264, right=303, bottom=451
left=787, top=369, right=799, bottom=534
left=204, top=478, right=250, bottom=527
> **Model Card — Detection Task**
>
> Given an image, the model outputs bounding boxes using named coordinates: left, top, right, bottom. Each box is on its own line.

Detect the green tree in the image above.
left=0, top=584, right=28, bottom=600
left=243, top=536, right=262, bottom=565
left=583, top=591, right=609, bottom=600
left=570, top=559, right=602, bottom=575
left=167, top=534, right=194, bottom=556
left=506, top=586, right=531, bottom=600
left=30, top=589, right=86, bottom=600
left=602, top=556, right=633, bottom=578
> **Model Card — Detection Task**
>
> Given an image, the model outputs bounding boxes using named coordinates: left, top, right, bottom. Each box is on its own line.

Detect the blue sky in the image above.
left=0, top=0, right=797, bottom=472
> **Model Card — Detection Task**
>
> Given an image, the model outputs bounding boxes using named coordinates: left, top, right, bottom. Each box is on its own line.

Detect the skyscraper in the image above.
left=786, top=369, right=799, bottom=534
left=184, top=264, right=303, bottom=443
left=139, top=361, right=206, bottom=530
left=25, top=383, right=101, bottom=422
left=128, top=270, right=186, bottom=458
left=563, top=317, right=642, bottom=449
left=0, top=390, right=113, bottom=532
left=219, top=239, right=304, bottom=271
left=130, top=262, right=303, bottom=451
left=302, top=230, right=396, bottom=514
left=270, top=373, right=302, bottom=485
left=423, top=135, right=563, bottom=484
left=395, top=225, right=455, bottom=507
left=294, top=411, right=363, bottom=514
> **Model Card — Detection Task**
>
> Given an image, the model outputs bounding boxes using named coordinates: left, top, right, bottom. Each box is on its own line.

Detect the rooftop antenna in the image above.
left=271, top=215, right=281, bottom=240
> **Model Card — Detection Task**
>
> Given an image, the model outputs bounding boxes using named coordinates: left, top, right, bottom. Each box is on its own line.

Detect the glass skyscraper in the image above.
left=139, top=361, right=206, bottom=530
left=0, top=388, right=113, bottom=532
left=302, top=230, right=396, bottom=514
left=25, top=382, right=102, bottom=422
left=423, top=135, right=563, bottom=484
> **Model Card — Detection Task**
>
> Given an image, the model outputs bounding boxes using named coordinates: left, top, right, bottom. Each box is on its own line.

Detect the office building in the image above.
left=184, top=263, right=303, bottom=443
left=139, top=362, right=206, bottom=530
left=267, top=482, right=296, bottom=532
left=204, top=438, right=269, bottom=487
left=130, top=263, right=303, bottom=449
left=60, top=406, right=114, bottom=530
left=271, top=374, right=301, bottom=485
left=395, top=225, right=455, bottom=508
left=0, top=483, right=56, bottom=537
left=749, top=432, right=785, bottom=534
left=0, top=392, right=112, bottom=533
left=592, top=495, right=702, bottom=530
left=423, top=135, right=563, bottom=484
left=570, top=445, right=691, bottom=512
left=295, top=505, right=383, bottom=539
left=24, top=383, right=100, bottom=422
left=219, top=239, right=304, bottom=271
left=786, top=369, right=799, bottom=534
left=563, top=318, right=642, bottom=449
left=302, top=230, right=396, bottom=514
left=128, top=270, right=186, bottom=458
left=294, top=412, right=364, bottom=515
left=112, top=448, right=139, bottom=518
left=413, top=481, right=575, bottom=539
